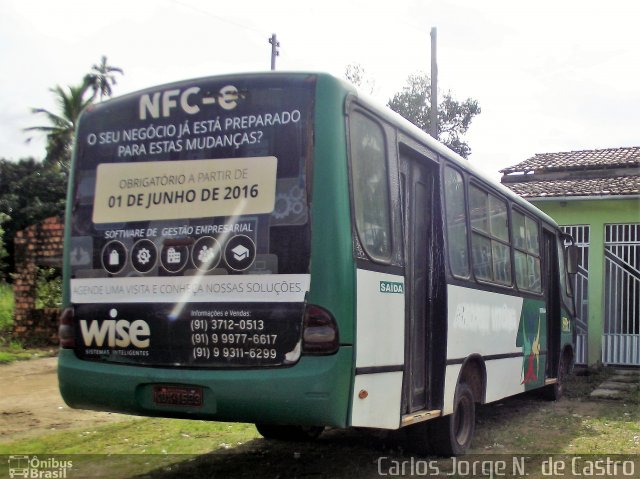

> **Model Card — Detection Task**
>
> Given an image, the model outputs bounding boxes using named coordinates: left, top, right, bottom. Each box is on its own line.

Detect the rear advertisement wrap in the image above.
left=69, top=75, right=316, bottom=367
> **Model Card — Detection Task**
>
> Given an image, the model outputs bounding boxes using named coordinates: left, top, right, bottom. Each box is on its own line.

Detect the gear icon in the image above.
left=290, top=185, right=304, bottom=200
left=137, top=248, right=151, bottom=265
left=273, top=192, right=292, bottom=220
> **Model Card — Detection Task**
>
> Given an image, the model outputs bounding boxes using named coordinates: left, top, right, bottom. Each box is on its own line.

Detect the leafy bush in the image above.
left=36, top=267, right=62, bottom=309
left=0, top=213, right=9, bottom=282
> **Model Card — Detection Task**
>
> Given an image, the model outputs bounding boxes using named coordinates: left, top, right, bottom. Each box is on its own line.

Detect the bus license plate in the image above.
left=153, top=385, right=203, bottom=407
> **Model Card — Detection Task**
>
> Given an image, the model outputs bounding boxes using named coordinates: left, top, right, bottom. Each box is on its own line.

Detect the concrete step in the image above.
left=590, top=368, right=639, bottom=400
left=591, top=369, right=640, bottom=400
left=590, top=388, right=626, bottom=400
left=607, top=375, right=640, bottom=384
left=598, top=380, right=638, bottom=391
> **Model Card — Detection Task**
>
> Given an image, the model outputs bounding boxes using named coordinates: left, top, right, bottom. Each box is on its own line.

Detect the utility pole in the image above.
left=430, top=27, right=438, bottom=139
left=269, top=34, right=280, bottom=71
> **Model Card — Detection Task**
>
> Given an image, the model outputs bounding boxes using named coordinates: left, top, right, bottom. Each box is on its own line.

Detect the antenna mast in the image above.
left=269, top=34, right=280, bottom=70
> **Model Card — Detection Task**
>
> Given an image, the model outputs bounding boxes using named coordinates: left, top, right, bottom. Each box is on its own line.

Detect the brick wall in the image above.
left=12, top=216, right=64, bottom=345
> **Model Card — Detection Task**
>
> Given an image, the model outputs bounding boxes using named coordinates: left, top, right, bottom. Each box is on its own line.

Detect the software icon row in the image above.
left=101, top=235, right=256, bottom=274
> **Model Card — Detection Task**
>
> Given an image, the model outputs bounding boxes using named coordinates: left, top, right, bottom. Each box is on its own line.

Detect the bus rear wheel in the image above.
left=431, top=382, right=475, bottom=456
left=255, top=424, right=324, bottom=441
left=543, top=351, right=569, bottom=401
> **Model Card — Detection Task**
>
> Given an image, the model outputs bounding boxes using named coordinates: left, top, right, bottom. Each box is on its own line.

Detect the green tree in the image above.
left=85, top=55, right=124, bottom=102
left=344, top=62, right=376, bottom=95
left=387, top=72, right=481, bottom=158
left=4, top=57, right=123, bottom=279
left=24, top=82, right=93, bottom=175
left=0, top=158, right=67, bottom=278
left=25, top=56, right=124, bottom=175
left=0, top=158, right=67, bottom=230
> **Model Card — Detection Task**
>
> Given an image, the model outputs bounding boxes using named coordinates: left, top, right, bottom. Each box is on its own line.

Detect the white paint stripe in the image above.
left=351, top=372, right=403, bottom=429
left=355, top=269, right=405, bottom=367
left=351, top=269, right=405, bottom=429
left=447, top=284, right=524, bottom=359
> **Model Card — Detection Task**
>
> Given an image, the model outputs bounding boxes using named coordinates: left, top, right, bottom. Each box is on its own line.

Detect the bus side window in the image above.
left=349, top=111, right=392, bottom=262
left=443, top=166, right=470, bottom=277
left=512, top=210, right=542, bottom=293
left=557, top=237, right=575, bottom=314
left=469, top=185, right=512, bottom=285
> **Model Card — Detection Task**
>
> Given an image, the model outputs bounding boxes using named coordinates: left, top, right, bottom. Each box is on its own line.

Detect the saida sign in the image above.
left=379, top=281, right=404, bottom=294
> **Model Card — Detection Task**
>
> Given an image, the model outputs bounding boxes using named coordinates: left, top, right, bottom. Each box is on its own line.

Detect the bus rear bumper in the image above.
left=58, top=347, right=353, bottom=428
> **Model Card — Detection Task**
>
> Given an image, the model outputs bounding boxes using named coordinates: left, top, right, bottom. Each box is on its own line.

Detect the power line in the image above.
left=167, top=0, right=267, bottom=37
left=167, top=0, right=281, bottom=71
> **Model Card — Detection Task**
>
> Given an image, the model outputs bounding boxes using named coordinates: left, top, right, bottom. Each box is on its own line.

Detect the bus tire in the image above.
left=543, top=352, right=568, bottom=401
left=255, top=424, right=324, bottom=441
left=431, top=382, right=475, bottom=456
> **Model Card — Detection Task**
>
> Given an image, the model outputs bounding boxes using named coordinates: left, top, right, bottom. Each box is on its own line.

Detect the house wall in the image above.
left=530, top=197, right=640, bottom=365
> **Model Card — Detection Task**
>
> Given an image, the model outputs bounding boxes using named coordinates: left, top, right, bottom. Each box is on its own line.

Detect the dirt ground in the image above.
left=1, top=356, right=636, bottom=455
left=0, top=356, right=131, bottom=443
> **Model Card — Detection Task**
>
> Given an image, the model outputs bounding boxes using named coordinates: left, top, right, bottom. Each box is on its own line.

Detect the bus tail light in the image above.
left=58, top=307, right=75, bottom=348
left=302, top=305, right=339, bottom=355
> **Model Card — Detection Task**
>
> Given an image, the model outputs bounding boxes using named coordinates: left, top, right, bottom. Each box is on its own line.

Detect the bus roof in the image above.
left=328, top=73, right=560, bottom=230
left=81, top=70, right=560, bottom=230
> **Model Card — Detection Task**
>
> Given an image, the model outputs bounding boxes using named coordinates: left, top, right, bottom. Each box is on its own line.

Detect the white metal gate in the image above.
left=603, top=223, right=640, bottom=366
left=562, top=225, right=589, bottom=365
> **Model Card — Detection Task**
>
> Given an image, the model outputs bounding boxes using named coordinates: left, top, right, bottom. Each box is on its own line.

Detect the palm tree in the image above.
left=85, top=55, right=124, bottom=101
left=25, top=56, right=124, bottom=174
left=25, top=81, right=93, bottom=174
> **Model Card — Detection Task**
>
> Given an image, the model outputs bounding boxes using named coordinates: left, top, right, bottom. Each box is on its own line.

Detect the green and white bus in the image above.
left=58, top=72, right=577, bottom=455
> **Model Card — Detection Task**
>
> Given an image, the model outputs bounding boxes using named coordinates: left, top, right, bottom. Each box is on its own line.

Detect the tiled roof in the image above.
left=505, top=176, right=640, bottom=198
left=501, top=146, right=640, bottom=198
left=501, top=146, right=640, bottom=174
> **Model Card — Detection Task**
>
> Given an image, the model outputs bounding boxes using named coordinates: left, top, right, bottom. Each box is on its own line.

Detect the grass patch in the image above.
left=0, top=340, right=57, bottom=363
left=0, top=282, right=13, bottom=334
left=0, top=281, right=57, bottom=363
left=473, top=368, right=640, bottom=455
left=472, top=394, right=640, bottom=454
left=0, top=418, right=260, bottom=455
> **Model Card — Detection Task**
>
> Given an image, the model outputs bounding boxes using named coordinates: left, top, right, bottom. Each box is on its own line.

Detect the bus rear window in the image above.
left=68, top=75, right=316, bottom=368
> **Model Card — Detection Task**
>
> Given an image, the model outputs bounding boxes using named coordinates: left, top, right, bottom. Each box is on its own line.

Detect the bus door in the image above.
left=543, top=229, right=561, bottom=378
left=399, top=147, right=438, bottom=413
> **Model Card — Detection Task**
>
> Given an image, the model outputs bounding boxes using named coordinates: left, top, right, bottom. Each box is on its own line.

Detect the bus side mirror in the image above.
left=566, top=245, right=578, bottom=275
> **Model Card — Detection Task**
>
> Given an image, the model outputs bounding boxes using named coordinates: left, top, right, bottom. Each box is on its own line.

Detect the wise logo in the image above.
left=80, top=308, right=150, bottom=348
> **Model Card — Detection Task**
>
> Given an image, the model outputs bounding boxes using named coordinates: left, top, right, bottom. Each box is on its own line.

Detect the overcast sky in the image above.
left=1, top=0, right=639, bottom=178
